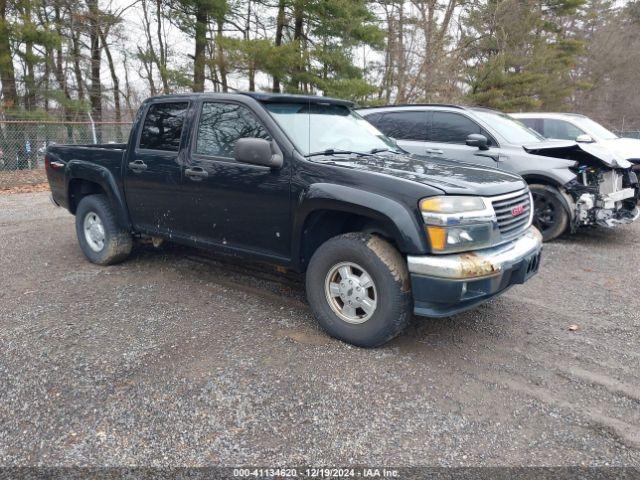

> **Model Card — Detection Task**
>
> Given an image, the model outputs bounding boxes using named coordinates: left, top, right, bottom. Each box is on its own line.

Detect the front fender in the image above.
left=292, top=183, right=428, bottom=266
left=66, top=160, right=131, bottom=229
left=520, top=167, right=577, bottom=187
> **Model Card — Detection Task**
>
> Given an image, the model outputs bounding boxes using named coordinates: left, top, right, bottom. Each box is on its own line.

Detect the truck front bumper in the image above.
left=406, top=227, right=543, bottom=317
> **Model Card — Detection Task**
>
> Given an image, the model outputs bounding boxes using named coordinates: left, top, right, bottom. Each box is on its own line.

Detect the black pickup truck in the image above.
left=45, top=92, right=543, bottom=347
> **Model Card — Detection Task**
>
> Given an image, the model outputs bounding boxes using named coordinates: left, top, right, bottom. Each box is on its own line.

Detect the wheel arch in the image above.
left=521, top=173, right=564, bottom=188
left=66, top=160, right=132, bottom=229
left=292, top=183, right=428, bottom=271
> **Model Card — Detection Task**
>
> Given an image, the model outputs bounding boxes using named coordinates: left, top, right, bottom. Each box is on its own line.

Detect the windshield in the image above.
left=262, top=102, right=398, bottom=156
left=573, top=117, right=618, bottom=140
left=473, top=109, right=545, bottom=144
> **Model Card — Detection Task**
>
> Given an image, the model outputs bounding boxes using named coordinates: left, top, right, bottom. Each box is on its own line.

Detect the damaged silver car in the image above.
left=358, top=105, right=640, bottom=241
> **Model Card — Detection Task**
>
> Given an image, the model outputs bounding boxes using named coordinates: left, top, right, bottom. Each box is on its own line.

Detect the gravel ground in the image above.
left=1, top=192, right=639, bottom=467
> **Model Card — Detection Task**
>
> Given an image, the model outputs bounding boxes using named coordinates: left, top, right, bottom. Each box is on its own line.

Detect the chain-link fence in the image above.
left=0, top=120, right=132, bottom=190
left=615, top=130, right=640, bottom=139
left=0, top=120, right=132, bottom=171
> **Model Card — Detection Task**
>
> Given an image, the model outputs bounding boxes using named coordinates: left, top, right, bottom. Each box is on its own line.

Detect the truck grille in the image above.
left=490, top=189, right=532, bottom=240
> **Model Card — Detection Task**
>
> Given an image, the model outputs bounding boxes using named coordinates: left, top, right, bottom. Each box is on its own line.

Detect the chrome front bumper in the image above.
left=406, top=227, right=543, bottom=317
left=407, top=226, right=543, bottom=280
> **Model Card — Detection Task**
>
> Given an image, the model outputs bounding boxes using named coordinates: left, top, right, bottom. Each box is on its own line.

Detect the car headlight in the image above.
left=420, top=196, right=497, bottom=253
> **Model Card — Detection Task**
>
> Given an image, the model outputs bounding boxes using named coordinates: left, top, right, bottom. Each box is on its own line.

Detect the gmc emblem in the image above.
left=511, top=204, right=525, bottom=216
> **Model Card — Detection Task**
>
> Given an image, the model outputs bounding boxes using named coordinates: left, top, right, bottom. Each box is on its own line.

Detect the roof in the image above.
left=241, top=91, right=354, bottom=107
left=356, top=103, right=467, bottom=111
left=144, top=91, right=354, bottom=107
left=511, top=112, right=587, bottom=119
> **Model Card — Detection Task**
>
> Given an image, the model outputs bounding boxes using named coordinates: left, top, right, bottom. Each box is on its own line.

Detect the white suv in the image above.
left=511, top=112, right=640, bottom=169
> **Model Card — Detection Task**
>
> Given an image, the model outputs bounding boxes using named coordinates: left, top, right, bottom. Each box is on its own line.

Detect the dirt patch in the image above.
left=275, top=327, right=333, bottom=346
left=0, top=168, right=47, bottom=190
left=0, top=182, right=49, bottom=195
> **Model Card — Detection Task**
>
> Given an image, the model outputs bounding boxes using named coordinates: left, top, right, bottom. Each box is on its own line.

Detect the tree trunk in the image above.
left=22, top=1, right=37, bottom=112
left=396, top=3, right=406, bottom=103
left=52, top=3, right=74, bottom=140
left=87, top=0, right=102, bottom=141
left=0, top=0, right=26, bottom=170
left=292, top=0, right=304, bottom=91
left=272, top=0, right=286, bottom=92
left=70, top=23, right=85, bottom=101
left=100, top=29, right=123, bottom=141
left=246, top=0, right=255, bottom=91
left=155, top=0, right=169, bottom=93
left=0, top=0, right=18, bottom=112
left=216, top=18, right=228, bottom=92
left=193, top=3, right=207, bottom=92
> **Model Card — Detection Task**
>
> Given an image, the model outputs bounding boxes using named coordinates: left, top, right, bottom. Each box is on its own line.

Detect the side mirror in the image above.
left=576, top=134, right=594, bottom=143
left=234, top=138, right=283, bottom=169
left=466, top=133, right=489, bottom=150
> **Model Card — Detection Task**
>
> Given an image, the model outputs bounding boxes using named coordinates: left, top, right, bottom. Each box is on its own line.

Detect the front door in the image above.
left=124, top=101, right=190, bottom=233
left=180, top=100, right=291, bottom=261
left=426, top=111, right=501, bottom=168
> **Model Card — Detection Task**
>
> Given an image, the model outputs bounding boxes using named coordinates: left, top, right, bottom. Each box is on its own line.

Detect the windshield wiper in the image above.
left=369, top=147, right=403, bottom=154
left=306, top=149, right=377, bottom=158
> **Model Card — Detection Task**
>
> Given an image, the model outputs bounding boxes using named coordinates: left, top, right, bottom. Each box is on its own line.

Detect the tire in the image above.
left=529, top=184, right=570, bottom=242
left=75, top=194, right=133, bottom=265
left=305, top=233, right=412, bottom=347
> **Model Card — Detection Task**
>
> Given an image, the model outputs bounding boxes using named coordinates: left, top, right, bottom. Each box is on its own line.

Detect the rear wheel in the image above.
left=305, top=233, right=412, bottom=347
left=75, top=194, right=132, bottom=265
left=530, top=184, right=569, bottom=241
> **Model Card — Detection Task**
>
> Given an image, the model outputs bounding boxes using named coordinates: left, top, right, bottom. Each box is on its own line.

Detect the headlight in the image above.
left=420, top=196, right=497, bottom=253
left=420, top=196, right=486, bottom=214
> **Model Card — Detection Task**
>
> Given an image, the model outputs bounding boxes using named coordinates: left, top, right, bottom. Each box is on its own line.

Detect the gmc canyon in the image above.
left=45, top=93, right=543, bottom=347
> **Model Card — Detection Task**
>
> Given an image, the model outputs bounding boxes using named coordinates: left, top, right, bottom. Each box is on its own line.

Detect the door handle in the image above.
left=426, top=149, right=444, bottom=155
left=185, top=166, right=209, bottom=180
left=128, top=160, right=148, bottom=172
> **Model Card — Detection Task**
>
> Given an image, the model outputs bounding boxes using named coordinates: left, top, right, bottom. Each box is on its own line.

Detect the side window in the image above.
left=139, top=102, right=188, bottom=152
left=375, top=111, right=427, bottom=141
left=518, top=118, right=543, bottom=136
left=542, top=119, right=585, bottom=140
left=429, top=111, right=485, bottom=144
left=362, top=112, right=383, bottom=127
left=196, top=102, right=271, bottom=158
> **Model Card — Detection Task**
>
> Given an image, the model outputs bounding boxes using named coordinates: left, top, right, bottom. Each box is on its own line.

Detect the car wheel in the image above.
left=305, top=233, right=412, bottom=347
left=529, top=184, right=570, bottom=241
left=75, top=194, right=133, bottom=265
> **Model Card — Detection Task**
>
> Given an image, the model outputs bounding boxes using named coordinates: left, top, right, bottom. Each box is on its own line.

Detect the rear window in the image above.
left=139, top=102, right=189, bottom=152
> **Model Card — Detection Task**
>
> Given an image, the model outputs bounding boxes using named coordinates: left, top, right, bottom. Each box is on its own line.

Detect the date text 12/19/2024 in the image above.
left=233, top=468, right=400, bottom=478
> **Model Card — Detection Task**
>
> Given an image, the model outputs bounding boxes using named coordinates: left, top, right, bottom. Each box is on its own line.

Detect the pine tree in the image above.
left=462, top=0, right=585, bottom=111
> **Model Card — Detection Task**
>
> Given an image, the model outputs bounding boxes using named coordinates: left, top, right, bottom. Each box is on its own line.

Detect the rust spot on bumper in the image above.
left=457, top=252, right=498, bottom=278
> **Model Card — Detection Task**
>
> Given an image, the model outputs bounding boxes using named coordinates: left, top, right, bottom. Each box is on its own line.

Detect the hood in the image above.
left=311, top=152, right=526, bottom=196
left=598, top=137, right=640, bottom=163
left=522, top=140, right=632, bottom=169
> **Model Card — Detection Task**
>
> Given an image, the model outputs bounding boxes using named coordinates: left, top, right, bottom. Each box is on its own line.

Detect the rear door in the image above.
left=124, top=101, right=189, bottom=233
left=426, top=111, right=500, bottom=167
left=180, top=100, right=291, bottom=261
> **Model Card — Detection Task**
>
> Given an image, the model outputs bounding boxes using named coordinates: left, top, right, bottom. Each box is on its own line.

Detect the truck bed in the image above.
left=45, top=143, right=128, bottom=209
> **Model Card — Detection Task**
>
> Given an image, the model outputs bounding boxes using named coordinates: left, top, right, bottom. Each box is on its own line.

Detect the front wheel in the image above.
left=305, top=233, right=412, bottom=347
left=530, top=184, right=570, bottom=241
left=75, top=194, right=133, bottom=265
